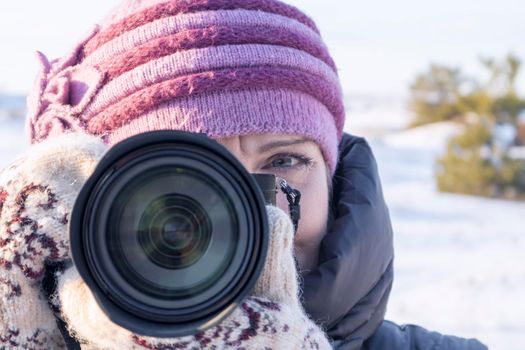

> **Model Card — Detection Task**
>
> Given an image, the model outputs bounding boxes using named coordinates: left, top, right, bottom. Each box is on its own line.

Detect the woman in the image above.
left=0, top=0, right=487, bottom=348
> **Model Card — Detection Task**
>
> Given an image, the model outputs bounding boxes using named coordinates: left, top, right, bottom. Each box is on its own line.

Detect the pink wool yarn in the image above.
left=26, top=0, right=345, bottom=175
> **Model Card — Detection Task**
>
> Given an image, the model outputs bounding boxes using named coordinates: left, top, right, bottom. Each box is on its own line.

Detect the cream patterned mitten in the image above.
left=0, top=132, right=107, bottom=349
left=0, top=132, right=332, bottom=349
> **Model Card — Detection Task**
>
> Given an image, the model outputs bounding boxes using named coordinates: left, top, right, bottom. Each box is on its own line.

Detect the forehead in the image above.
left=216, top=133, right=317, bottom=154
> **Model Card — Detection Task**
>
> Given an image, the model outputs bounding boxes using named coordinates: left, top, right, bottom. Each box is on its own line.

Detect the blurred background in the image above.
left=1, top=1, right=524, bottom=348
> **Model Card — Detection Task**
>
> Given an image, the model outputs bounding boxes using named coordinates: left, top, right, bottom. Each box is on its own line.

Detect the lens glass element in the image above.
left=106, top=165, right=238, bottom=299
left=138, top=194, right=212, bottom=269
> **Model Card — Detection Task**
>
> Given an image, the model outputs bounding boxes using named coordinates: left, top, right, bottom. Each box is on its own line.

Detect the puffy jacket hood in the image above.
left=302, top=133, right=394, bottom=349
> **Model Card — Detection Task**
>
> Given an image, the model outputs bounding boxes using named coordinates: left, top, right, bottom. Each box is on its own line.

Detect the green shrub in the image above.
left=411, top=54, right=525, bottom=200
left=436, top=121, right=496, bottom=197
left=436, top=120, right=525, bottom=199
left=409, top=65, right=465, bottom=126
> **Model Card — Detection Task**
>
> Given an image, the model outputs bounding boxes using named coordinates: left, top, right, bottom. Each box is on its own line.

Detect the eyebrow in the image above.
left=257, top=139, right=313, bottom=153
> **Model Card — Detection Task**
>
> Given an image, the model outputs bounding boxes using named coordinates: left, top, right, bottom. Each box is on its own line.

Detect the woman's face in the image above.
left=216, top=133, right=330, bottom=273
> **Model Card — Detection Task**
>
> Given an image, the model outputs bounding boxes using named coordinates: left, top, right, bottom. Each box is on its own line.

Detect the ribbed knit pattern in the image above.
left=82, top=44, right=339, bottom=120
left=84, top=9, right=323, bottom=66
left=83, top=0, right=320, bottom=55
left=98, top=24, right=337, bottom=79
left=106, top=89, right=338, bottom=154
left=87, top=67, right=344, bottom=134
left=26, top=0, right=345, bottom=175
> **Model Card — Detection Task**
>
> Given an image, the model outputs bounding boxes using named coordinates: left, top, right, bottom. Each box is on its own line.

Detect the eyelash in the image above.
left=266, top=153, right=314, bottom=170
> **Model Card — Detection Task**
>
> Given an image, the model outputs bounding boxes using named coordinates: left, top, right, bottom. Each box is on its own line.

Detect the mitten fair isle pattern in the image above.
left=0, top=132, right=108, bottom=349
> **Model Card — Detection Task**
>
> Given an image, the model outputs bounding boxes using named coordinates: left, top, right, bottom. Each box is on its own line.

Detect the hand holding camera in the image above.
left=0, top=132, right=106, bottom=348
left=0, top=131, right=331, bottom=349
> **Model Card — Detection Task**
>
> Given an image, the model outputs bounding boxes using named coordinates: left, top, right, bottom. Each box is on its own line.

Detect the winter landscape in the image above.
left=0, top=97, right=523, bottom=349
left=347, top=99, right=525, bottom=350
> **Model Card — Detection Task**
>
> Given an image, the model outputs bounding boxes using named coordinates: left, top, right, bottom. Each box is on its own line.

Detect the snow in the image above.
left=1, top=100, right=524, bottom=349
left=493, top=123, right=518, bottom=150
left=519, top=110, right=525, bottom=123
left=0, top=118, right=27, bottom=164
left=509, top=146, right=525, bottom=160
left=373, top=138, right=525, bottom=349
left=347, top=100, right=525, bottom=350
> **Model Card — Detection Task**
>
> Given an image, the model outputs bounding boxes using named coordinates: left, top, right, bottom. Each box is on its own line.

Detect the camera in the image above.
left=69, top=130, right=285, bottom=338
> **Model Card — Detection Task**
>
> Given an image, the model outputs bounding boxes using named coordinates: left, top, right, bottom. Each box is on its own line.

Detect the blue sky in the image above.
left=1, top=0, right=524, bottom=97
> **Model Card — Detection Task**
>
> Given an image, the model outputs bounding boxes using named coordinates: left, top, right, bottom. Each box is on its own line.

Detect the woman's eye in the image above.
left=267, top=154, right=313, bottom=170
left=272, top=157, right=295, bottom=168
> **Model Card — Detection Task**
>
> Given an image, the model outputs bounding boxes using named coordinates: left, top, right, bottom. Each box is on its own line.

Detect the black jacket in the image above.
left=301, top=133, right=488, bottom=350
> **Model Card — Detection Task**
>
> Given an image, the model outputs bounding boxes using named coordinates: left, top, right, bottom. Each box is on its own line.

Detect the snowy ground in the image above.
left=1, top=101, right=524, bottom=349
left=346, top=101, right=525, bottom=350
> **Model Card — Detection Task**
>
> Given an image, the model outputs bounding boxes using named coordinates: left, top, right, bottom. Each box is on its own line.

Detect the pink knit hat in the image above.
left=26, top=0, right=345, bottom=174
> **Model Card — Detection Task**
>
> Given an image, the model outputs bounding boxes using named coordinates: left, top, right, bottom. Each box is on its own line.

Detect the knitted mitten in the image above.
left=0, top=132, right=332, bottom=349
left=0, top=132, right=107, bottom=349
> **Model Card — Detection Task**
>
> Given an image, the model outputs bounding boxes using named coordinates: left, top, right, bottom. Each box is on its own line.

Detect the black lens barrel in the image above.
left=70, top=131, right=269, bottom=337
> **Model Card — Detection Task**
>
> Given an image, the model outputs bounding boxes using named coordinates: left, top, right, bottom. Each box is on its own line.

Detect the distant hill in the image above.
left=0, top=94, right=26, bottom=121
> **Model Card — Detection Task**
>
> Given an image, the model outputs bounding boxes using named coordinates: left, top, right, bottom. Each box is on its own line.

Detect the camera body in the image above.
left=70, top=131, right=275, bottom=337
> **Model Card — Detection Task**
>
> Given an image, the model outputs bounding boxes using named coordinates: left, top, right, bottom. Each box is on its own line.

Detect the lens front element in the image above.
left=105, top=165, right=238, bottom=301
left=138, top=193, right=211, bottom=270
left=70, top=131, right=268, bottom=338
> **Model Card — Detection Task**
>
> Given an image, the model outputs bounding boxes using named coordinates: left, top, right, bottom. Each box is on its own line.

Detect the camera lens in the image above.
left=105, top=164, right=238, bottom=300
left=70, top=131, right=269, bottom=338
left=138, top=193, right=211, bottom=270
